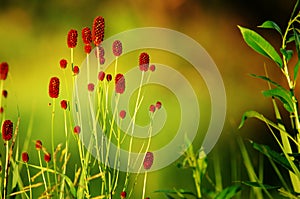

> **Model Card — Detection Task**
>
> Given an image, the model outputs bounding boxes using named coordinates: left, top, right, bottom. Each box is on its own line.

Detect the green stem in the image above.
left=142, top=172, right=148, bottom=199
left=124, top=71, right=145, bottom=189
left=50, top=98, right=58, bottom=196
left=2, top=142, right=9, bottom=199
left=280, top=12, right=300, bottom=192
left=59, top=110, right=68, bottom=199
left=25, top=164, right=32, bottom=199
left=38, top=151, right=48, bottom=192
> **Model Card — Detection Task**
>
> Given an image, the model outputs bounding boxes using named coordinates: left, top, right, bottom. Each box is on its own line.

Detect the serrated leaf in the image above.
left=215, top=185, right=242, bottom=199
left=238, top=26, right=283, bottom=68
left=258, top=20, right=282, bottom=36
left=262, top=88, right=294, bottom=112
left=280, top=48, right=293, bottom=62
left=242, top=181, right=280, bottom=189
left=251, top=141, right=298, bottom=172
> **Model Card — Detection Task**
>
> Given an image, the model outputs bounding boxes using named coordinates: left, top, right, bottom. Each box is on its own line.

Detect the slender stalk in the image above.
left=46, top=163, right=51, bottom=193
left=114, top=57, right=118, bottom=76
left=59, top=109, right=68, bottom=199
left=142, top=172, right=148, bottom=199
left=50, top=98, right=58, bottom=196
left=124, top=71, right=145, bottom=189
left=38, top=151, right=47, bottom=192
left=2, top=142, right=9, bottom=199
left=71, top=48, right=74, bottom=71
left=213, top=152, right=222, bottom=192
left=25, top=164, right=32, bottom=199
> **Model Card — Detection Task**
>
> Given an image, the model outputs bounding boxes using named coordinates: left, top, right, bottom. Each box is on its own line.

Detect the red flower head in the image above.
left=0, top=107, right=4, bottom=114
left=73, top=66, right=80, bottom=75
left=98, top=71, right=105, bottom=81
left=100, top=57, right=105, bottom=65
left=112, top=40, right=122, bottom=56
left=156, top=101, right=162, bottom=109
left=67, top=29, right=78, bottom=48
left=99, top=46, right=105, bottom=57
left=35, top=140, right=42, bottom=150
left=120, top=191, right=127, bottom=198
left=149, top=104, right=156, bottom=113
left=95, top=46, right=105, bottom=58
left=143, top=152, right=154, bottom=170
left=74, top=125, right=81, bottom=134
left=139, top=52, right=149, bottom=72
left=48, top=77, right=60, bottom=98
left=82, top=27, right=92, bottom=45
left=119, top=110, right=126, bottom=119
left=60, top=100, right=68, bottom=110
left=115, top=74, right=125, bottom=94
left=60, top=59, right=67, bottom=69
left=0, top=62, right=9, bottom=80
left=44, top=153, right=51, bottom=163
left=106, top=74, right=112, bottom=82
left=84, top=44, right=92, bottom=54
left=2, top=120, right=13, bottom=141
left=22, top=152, right=29, bottom=163
left=149, top=64, right=156, bottom=72
left=88, top=83, right=95, bottom=92
left=92, top=16, right=105, bottom=46
left=2, top=90, right=7, bottom=98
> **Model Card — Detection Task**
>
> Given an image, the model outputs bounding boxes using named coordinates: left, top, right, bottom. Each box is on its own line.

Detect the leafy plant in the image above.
left=239, top=0, right=300, bottom=197
left=155, top=139, right=241, bottom=199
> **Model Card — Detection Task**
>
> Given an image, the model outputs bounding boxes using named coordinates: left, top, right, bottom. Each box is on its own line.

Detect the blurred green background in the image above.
left=0, top=0, right=297, bottom=198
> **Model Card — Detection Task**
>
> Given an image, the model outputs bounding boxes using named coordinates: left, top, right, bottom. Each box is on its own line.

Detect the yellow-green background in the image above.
left=0, top=0, right=296, bottom=198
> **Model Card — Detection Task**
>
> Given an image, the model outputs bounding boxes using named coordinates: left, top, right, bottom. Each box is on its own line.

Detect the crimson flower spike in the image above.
left=2, top=120, right=13, bottom=141
left=82, top=27, right=92, bottom=45
left=44, top=153, right=51, bottom=163
left=115, top=74, right=125, bottom=94
left=139, top=52, right=150, bottom=72
left=35, top=140, right=42, bottom=150
left=0, top=62, right=9, bottom=80
left=92, top=16, right=105, bottom=46
left=112, top=40, right=122, bottom=56
left=67, top=29, right=78, bottom=48
left=143, top=152, right=154, bottom=170
left=22, top=152, right=29, bottom=163
left=48, top=77, right=60, bottom=98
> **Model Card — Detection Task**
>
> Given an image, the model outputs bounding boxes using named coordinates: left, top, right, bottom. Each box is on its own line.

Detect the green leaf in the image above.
left=287, top=34, right=295, bottom=43
left=239, top=111, right=286, bottom=132
left=258, top=20, right=282, bottom=36
left=238, top=26, right=283, bottom=68
left=215, top=185, right=242, bottom=199
left=251, top=141, right=299, bottom=173
left=242, top=181, right=280, bottom=189
left=278, top=187, right=299, bottom=199
left=262, top=88, right=294, bottom=112
left=293, top=28, right=300, bottom=57
left=280, top=48, right=293, bottom=62
left=155, top=189, right=197, bottom=198
left=249, top=74, right=283, bottom=89
left=294, top=60, right=300, bottom=81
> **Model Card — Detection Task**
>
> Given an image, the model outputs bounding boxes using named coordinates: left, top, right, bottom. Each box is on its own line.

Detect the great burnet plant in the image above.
left=238, top=0, right=300, bottom=197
